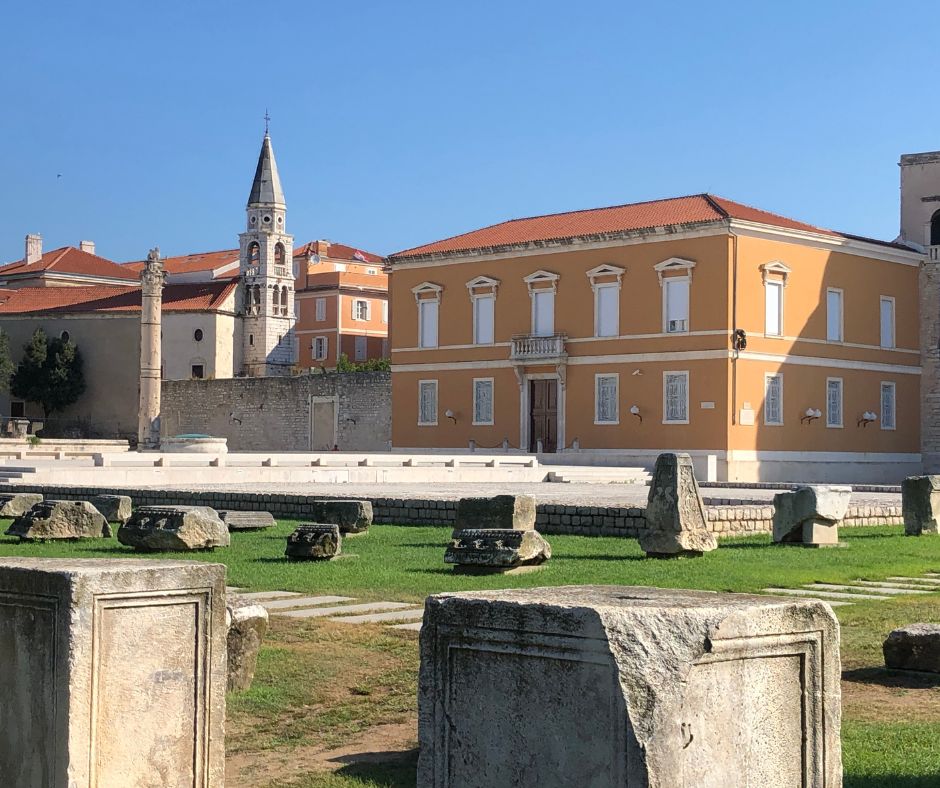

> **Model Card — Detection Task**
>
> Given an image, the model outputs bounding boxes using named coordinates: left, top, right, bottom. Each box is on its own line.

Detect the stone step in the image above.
left=275, top=601, right=414, bottom=619
left=391, top=621, right=423, bottom=631
left=237, top=591, right=303, bottom=601
left=329, top=608, right=425, bottom=624
left=805, top=583, right=930, bottom=596
left=886, top=576, right=940, bottom=586
left=261, top=595, right=356, bottom=610
left=763, top=587, right=879, bottom=603
left=226, top=587, right=245, bottom=593
left=853, top=580, right=940, bottom=591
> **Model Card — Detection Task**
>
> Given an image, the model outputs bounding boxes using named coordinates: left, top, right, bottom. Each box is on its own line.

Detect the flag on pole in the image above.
left=353, top=250, right=368, bottom=262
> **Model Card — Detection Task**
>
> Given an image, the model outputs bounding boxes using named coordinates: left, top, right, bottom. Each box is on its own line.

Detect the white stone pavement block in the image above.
left=261, top=594, right=355, bottom=610
left=276, top=601, right=413, bottom=619
left=764, top=587, right=889, bottom=601
left=886, top=576, right=940, bottom=585
left=0, top=557, right=226, bottom=787
left=236, top=590, right=303, bottom=601
left=329, top=608, right=425, bottom=624
left=805, top=583, right=930, bottom=596
left=419, top=586, right=842, bottom=787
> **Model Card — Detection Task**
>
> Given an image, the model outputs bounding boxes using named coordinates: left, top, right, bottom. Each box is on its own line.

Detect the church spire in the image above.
left=247, top=132, right=285, bottom=208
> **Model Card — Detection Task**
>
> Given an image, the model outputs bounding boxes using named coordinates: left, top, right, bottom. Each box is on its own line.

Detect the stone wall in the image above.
left=10, top=484, right=902, bottom=538
left=160, top=371, right=390, bottom=451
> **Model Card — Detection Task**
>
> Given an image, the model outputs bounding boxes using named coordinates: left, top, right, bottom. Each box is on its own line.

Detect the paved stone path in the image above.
left=763, top=573, right=940, bottom=607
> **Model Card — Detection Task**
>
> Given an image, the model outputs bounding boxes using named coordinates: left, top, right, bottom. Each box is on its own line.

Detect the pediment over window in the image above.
left=653, top=257, right=696, bottom=285
left=759, top=260, right=792, bottom=286
left=585, top=264, right=625, bottom=287
left=412, top=281, right=443, bottom=301
left=523, top=269, right=560, bottom=293
left=466, top=275, right=500, bottom=291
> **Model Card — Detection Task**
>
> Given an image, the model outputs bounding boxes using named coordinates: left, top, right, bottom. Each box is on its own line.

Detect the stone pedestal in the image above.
left=445, top=529, right=551, bottom=573
left=773, top=485, right=851, bottom=547
left=883, top=624, right=940, bottom=673
left=453, top=495, right=536, bottom=534
left=902, top=475, right=940, bottom=535
left=419, top=585, right=842, bottom=788
left=306, top=500, right=372, bottom=533
left=0, top=558, right=226, bottom=786
left=227, top=595, right=269, bottom=691
left=285, top=523, right=342, bottom=560
left=219, top=510, right=276, bottom=531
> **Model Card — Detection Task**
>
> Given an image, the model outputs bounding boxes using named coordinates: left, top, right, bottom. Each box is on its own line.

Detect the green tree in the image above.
left=0, top=331, right=14, bottom=393
left=334, top=353, right=390, bottom=373
left=11, top=329, right=87, bottom=417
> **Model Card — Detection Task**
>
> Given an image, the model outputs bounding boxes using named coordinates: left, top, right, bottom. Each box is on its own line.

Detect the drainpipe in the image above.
left=730, top=227, right=739, bottom=426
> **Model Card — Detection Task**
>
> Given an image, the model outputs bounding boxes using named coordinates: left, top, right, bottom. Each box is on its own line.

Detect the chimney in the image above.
left=317, top=239, right=330, bottom=258
left=25, top=234, right=42, bottom=264
left=79, top=240, right=96, bottom=255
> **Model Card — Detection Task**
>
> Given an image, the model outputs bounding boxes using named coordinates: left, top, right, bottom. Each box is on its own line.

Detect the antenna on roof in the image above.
left=263, top=109, right=270, bottom=135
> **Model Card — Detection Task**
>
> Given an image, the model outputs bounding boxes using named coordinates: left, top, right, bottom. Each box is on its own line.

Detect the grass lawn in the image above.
left=1, top=521, right=939, bottom=786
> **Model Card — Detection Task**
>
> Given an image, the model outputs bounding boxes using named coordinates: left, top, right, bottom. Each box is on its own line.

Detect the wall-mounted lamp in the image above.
left=801, top=408, right=822, bottom=424
left=630, top=404, right=642, bottom=423
left=857, top=411, right=878, bottom=428
left=444, top=409, right=457, bottom=424
left=631, top=369, right=643, bottom=376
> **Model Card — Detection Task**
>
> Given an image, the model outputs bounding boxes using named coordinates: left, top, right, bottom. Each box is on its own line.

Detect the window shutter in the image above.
left=765, top=376, right=782, bottom=424
left=827, top=291, right=842, bottom=341
left=765, top=282, right=782, bottom=336
left=474, top=380, right=493, bottom=423
left=665, top=373, right=688, bottom=422
left=419, top=382, right=437, bottom=424
left=666, top=279, right=689, bottom=332
left=474, top=296, right=495, bottom=344
left=596, top=376, right=617, bottom=422
left=533, top=290, right=554, bottom=336
left=596, top=286, right=619, bottom=337
left=420, top=301, right=439, bottom=348
left=880, top=299, right=895, bottom=348
left=827, top=380, right=842, bottom=425
left=881, top=383, right=896, bottom=429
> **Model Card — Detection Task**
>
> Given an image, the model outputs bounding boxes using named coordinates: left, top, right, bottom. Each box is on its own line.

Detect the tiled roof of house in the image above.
left=389, top=193, right=911, bottom=259
left=0, top=246, right=140, bottom=281
left=294, top=241, right=384, bottom=264
left=124, top=249, right=240, bottom=278
left=0, top=281, right=238, bottom=315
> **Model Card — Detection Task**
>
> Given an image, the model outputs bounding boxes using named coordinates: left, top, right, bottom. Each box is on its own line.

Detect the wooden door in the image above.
left=529, top=379, right=557, bottom=453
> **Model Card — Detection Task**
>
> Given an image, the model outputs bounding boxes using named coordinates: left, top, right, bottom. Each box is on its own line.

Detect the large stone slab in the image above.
left=773, top=485, right=851, bottom=546
left=445, top=528, right=551, bottom=573
left=90, top=494, right=133, bottom=525
left=6, top=500, right=110, bottom=541
left=0, top=492, right=42, bottom=518
left=883, top=623, right=940, bottom=673
left=227, top=595, right=269, bottom=692
left=306, top=499, right=372, bottom=533
left=452, top=494, right=536, bottom=535
left=117, top=505, right=230, bottom=551
left=419, top=585, right=842, bottom=788
left=0, top=557, right=226, bottom=786
left=219, top=510, right=276, bottom=531
left=285, top=523, right=342, bottom=560
left=902, top=475, right=940, bottom=535
left=639, top=452, right=717, bottom=556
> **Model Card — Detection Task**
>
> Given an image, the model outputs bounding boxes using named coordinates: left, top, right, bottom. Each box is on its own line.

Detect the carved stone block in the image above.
left=883, top=623, right=940, bottom=673
left=285, top=523, right=342, bottom=560
left=773, top=486, right=851, bottom=546
left=219, top=510, right=276, bottom=531
left=640, top=453, right=717, bottom=556
left=419, top=586, right=842, bottom=787
left=227, top=595, right=269, bottom=691
left=117, top=506, right=230, bottom=551
left=0, top=557, right=226, bottom=786
left=6, top=500, right=110, bottom=541
left=445, top=528, right=551, bottom=573
left=0, top=493, right=43, bottom=518
left=452, top=495, right=536, bottom=535
left=90, top=494, right=133, bottom=525
left=902, top=475, right=940, bottom=535
left=306, top=500, right=372, bottom=533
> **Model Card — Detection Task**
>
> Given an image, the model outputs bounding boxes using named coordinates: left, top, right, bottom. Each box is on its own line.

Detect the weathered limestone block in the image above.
left=227, top=595, right=269, bottom=691
left=285, top=523, right=342, bottom=560
left=639, top=453, right=717, bottom=556
left=117, top=505, right=230, bottom=551
left=219, top=510, right=276, bottom=531
left=6, top=500, right=110, bottom=541
left=0, top=557, right=226, bottom=786
left=902, top=475, right=940, bottom=535
left=419, top=585, right=842, bottom=788
left=452, top=494, right=536, bottom=535
left=883, top=624, right=940, bottom=673
left=90, top=494, right=133, bottom=525
left=445, top=528, right=551, bottom=573
left=307, top=499, right=372, bottom=533
left=773, top=485, right=851, bottom=546
left=0, top=492, right=42, bottom=518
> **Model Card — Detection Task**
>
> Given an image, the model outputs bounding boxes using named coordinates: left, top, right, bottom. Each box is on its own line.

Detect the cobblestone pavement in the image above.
left=128, top=480, right=901, bottom=509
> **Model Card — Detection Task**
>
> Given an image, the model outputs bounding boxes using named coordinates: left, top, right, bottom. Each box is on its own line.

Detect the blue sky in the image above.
left=2, top=1, right=938, bottom=264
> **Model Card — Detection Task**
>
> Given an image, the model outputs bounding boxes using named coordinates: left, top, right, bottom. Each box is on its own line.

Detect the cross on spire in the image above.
left=264, top=109, right=270, bottom=135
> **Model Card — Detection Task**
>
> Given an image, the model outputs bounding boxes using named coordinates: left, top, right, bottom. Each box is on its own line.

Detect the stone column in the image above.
left=921, top=258, right=940, bottom=473
left=138, top=247, right=166, bottom=449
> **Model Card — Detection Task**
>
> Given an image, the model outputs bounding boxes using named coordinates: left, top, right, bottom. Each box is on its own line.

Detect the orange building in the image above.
left=387, top=194, right=923, bottom=483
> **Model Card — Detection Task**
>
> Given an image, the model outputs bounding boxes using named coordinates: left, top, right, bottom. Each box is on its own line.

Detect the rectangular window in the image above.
left=880, top=296, right=895, bottom=349
left=418, top=300, right=439, bottom=348
left=315, top=297, right=326, bottom=321
left=473, top=378, right=494, bottom=425
left=473, top=295, right=495, bottom=345
left=881, top=382, right=896, bottom=430
left=764, top=374, right=783, bottom=425
left=595, top=284, right=619, bottom=337
left=532, top=289, right=554, bottom=336
left=382, top=300, right=388, bottom=324
left=353, top=299, right=370, bottom=321
left=664, top=278, right=690, bottom=333
left=765, top=281, right=783, bottom=336
left=826, top=288, right=843, bottom=342
left=354, top=335, right=367, bottom=361
left=594, top=374, right=619, bottom=424
left=313, top=336, right=328, bottom=360
left=9, top=401, right=24, bottom=418
left=826, top=378, right=843, bottom=427
left=191, top=364, right=204, bottom=380
left=418, top=380, right=438, bottom=425
left=663, top=371, right=689, bottom=423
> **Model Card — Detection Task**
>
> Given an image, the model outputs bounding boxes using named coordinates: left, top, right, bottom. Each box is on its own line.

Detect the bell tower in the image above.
left=240, top=128, right=295, bottom=376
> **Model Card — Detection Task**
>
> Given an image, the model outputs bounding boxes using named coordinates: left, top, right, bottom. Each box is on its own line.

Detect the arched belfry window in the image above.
left=272, top=286, right=280, bottom=308
left=274, top=243, right=285, bottom=266
left=252, top=285, right=261, bottom=311
left=248, top=242, right=260, bottom=266
left=931, top=210, right=940, bottom=246
left=281, top=285, right=289, bottom=315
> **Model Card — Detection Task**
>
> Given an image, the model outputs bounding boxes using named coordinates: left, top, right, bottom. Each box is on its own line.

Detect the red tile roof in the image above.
left=389, top=193, right=909, bottom=259
left=0, top=246, right=140, bottom=281
left=0, top=281, right=238, bottom=315
left=294, top=241, right=384, bottom=264
left=124, top=249, right=240, bottom=278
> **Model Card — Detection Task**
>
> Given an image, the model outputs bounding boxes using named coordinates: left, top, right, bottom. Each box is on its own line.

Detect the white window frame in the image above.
left=826, top=377, right=843, bottom=428
left=524, top=270, right=559, bottom=337
left=663, top=371, right=690, bottom=425
left=826, top=287, right=844, bottom=343
left=880, top=296, right=896, bottom=349
left=417, top=379, right=438, bottom=426
left=530, top=289, right=555, bottom=337
left=662, top=277, right=690, bottom=334
left=593, top=282, right=620, bottom=338
left=472, top=377, right=495, bottom=426
left=312, top=336, right=328, bottom=361
left=353, top=299, right=370, bottom=322
left=880, top=381, right=896, bottom=431
left=764, top=279, right=784, bottom=337
left=764, top=373, right=784, bottom=426
left=413, top=282, right=443, bottom=349
left=382, top=300, right=388, bottom=324
left=594, top=373, right=620, bottom=425
left=315, top=297, right=326, bottom=322
left=472, top=293, right=496, bottom=345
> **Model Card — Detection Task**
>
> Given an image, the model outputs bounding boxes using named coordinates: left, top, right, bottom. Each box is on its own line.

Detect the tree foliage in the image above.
left=0, top=331, right=14, bottom=394
left=334, top=353, right=390, bottom=373
left=11, top=329, right=87, bottom=416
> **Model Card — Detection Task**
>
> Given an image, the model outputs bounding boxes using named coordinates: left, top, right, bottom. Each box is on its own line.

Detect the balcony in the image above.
left=510, top=334, right=567, bottom=364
